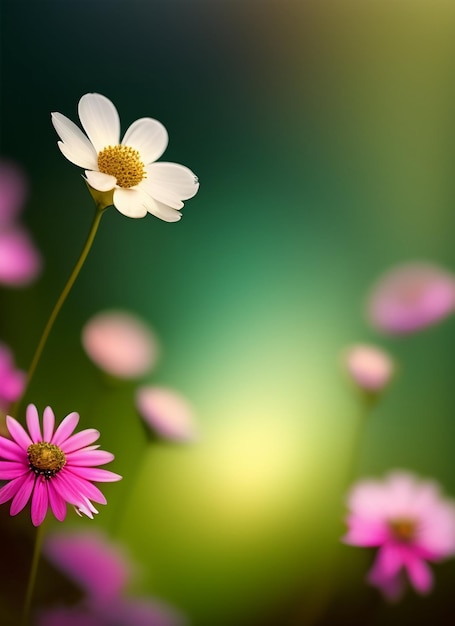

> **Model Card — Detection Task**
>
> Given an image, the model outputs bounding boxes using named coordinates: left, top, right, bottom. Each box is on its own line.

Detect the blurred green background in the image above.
left=2, top=0, right=455, bottom=624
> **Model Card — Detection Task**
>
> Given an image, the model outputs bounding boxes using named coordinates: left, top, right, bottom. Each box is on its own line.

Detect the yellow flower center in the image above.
left=97, top=145, right=146, bottom=188
left=27, top=442, right=66, bottom=479
left=389, top=518, right=416, bottom=543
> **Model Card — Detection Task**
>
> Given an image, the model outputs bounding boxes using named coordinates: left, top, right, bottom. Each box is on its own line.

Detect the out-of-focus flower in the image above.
left=0, top=161, right=28, bottom=224
left=39, top=529, right=186, bottom=626
left=52, top=93, right=199, bottom=221
left=343, top=343, right=394, bottom=393
left=0, top=227, right=42, bottom=286
left=342, top=471, right=455, bottom=601
left=81, top=310, right=159, bottom=379
left=0, top=342, right=26, bottom=412
left=0, top=160, right=42, bottom=287
left=367, top=262, right=455, bottom=335
left=0, top=404, right=121, bottom=526
left=135, top=385, right=197, bottom=443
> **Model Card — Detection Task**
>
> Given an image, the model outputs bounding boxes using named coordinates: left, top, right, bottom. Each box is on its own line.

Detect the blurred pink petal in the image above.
left=0, top=160, right=28, bottom=224
left=366, top=262, right=455, bottom=334
left=0, top=342, right=26, bottom=411
left=44, top=530, right=133, bottom=602
left=37, top=598, right=186, bottom=626
left=343, top=343, right=394, bottom=392
left=342, top=471, right=455, bottom=600
left=82, top=310, right=159, bottom=379
left=0, top=227, right=42, bottom=286
left=135, top=385, right=197, bottom=443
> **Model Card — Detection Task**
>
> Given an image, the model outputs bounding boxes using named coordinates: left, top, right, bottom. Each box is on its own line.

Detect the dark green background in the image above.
left=2, top=1, right=455, bottom=624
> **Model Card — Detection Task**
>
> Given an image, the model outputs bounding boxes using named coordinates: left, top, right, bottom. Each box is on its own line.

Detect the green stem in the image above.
left=20, top=521, right=46, bottom=626
left=12, top=205, right=106, bottom=418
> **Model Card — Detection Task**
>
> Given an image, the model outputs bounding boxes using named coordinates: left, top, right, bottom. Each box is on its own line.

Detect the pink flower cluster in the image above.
left=343, top=471, right=455, bottom=600
left=0, top=160, right=42, bottom=286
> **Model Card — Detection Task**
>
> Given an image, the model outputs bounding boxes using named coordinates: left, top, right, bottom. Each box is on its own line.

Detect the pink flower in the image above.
left=0, top=227, right=42, bottom=286
left=343, top=343, right=394, bottom=393
left=135, top=385, right=197, bottom=443
left=39, top=530, right=186, bottom=626
left=0, top=343, right=26, bottom=412
left=81, top=310, right=159, bottom=379
left=366, top=262, right=455, bottom=335
left=0, top=160, right=28, bottom=224
left=0, top=404, right=122, bottom=526
left=343, top=471, right=455, bottom=600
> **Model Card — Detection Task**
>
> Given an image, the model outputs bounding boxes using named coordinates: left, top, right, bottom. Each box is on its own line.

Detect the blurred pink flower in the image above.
left=367, top=262, right=455, bottom=335
left=136, top=385, right=197, bottom=443
left=82, top=310, right=159, bottom=379
left=0, top=342, right=26, bottom=412
left=0, top=159, right=42, bottom=287
left=343, top=471, right=455, bottom=600
left=40, top=529, right=186, bottom=626
left=343, top=343, right=394, bottom=393
left=0, top=404, right=121, bottom=526
left=0, top=227, right=42, bottom=286
left=0, top=160, right=27, bottom=224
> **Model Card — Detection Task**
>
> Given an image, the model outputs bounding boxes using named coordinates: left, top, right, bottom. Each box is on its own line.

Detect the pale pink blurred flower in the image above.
left=0, top=342, right=26, bottom=411
left=81, top=310, right=159, bottom=379
left=343, top=343, right=394, bottom=393
left=44, top=530, right=132, bottom=603
left=0, top=160, right=27, bottom=224
left=0, top=404, right=122, bottom=526
left=135, top=385, right=197, bottom=443
left=40, top=529, right=186, bottom=626
left=342, top=471, right=455, bottom=601
left=0, top=227, right=42, bottom=286
left=367, top=262, right=455, bottom=335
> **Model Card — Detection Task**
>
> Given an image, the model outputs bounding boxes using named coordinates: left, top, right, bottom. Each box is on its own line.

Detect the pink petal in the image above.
left=60, top=428, right=100, bottom=454
left=31, top=479, right=49, bottom=526
left=0, top=474, right=28, bottom=505
left=68, top=466, right=122, bottom=483
left=65, top=450, right=114, bottom=466
left=42, top=406, right=55, bottom=442
left=26, top=404, right=42, bottom=442
left=0, top=436, right=26, bottom=462
left=10, top=474, right=35, bottom=515
left=405, top=555, right=433, bottom=594
left=6, top=415, right=32, bottom=449
left=342, top=515, right=388, bottom=547
left=47, top=480, right=68, bottom=522
left=51, top=412, right=79, bottom=446
left=0, top=227, right=42, bottom=287
left=372, top=544, right=404, bottom=579
left=0, top=460, right=28, bottom=479
left=57, top=470, right=108, bottom=505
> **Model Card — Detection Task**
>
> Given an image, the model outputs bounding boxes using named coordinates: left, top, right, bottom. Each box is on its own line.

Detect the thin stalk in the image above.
left=20, top=521, right=46, bottom=626
left=12, top=205, right=106, bottom=417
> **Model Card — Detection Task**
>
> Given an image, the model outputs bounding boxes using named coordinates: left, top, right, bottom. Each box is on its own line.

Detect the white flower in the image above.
left=51, top=93, right=199, bottom=221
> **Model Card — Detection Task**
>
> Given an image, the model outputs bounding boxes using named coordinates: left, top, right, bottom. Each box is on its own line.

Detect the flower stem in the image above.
left=12, top=205, right=106, bottom=417
left=20, top=521, right=46, bottom=626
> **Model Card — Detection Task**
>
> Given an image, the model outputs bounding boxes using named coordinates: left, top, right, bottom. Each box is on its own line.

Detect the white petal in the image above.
left=84, top=170, right=117, bottom=192
left=122, top=118, right=168, bottom=164
left=78, top=93, right=120, bottom=153
left=146, top=162, right=199, bottom=200
left=143, top=196, right=182, bottom=222
left=52, top=113, right=98, bottom=169
left=140, top=180, right=184, bottom=209
left=113, top=188, right=148, bottom=218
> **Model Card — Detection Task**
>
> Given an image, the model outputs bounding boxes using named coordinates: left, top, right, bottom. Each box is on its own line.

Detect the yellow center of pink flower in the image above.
left=27, top=442, right=66, bottom=479
left=389, top=518, right=416, bottom=542
left=97, top=145, right=146, bottom=188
